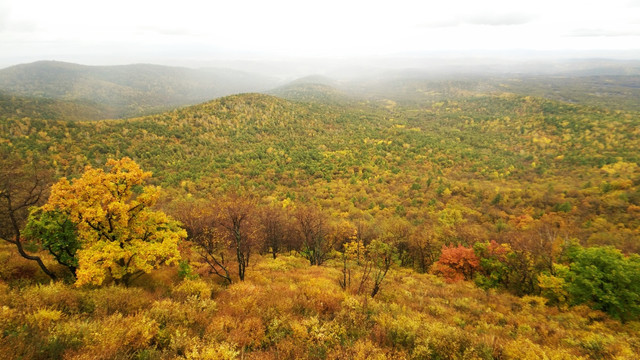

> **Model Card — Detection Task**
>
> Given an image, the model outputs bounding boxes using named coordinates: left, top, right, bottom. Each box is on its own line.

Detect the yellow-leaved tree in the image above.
left=42, top=158, right=185, bottom=286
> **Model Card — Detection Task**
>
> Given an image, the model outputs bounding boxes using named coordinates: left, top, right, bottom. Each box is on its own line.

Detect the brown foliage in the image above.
left=293, top=205, right=335, bottom=266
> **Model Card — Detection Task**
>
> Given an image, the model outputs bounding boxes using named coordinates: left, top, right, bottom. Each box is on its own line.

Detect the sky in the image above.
left=1, top=0, right=640, bottom=67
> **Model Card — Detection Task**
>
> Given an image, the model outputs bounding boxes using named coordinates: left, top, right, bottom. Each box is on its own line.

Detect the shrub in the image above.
left=172, top=279, right=213, bottom=300
left=184, top=341, right=239, bottom=360
left=20, top=282, right=82, bottom=314
left=84, top=285, right=154, bottom=316
left=74, top=313, right=159, bottom=359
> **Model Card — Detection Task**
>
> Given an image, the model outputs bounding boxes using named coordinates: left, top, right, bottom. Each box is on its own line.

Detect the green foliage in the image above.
left=23, top=209, right=80, bottom=276
left=178, top=260, right=199, bottom=280
left=563, top=245, right=640, bottom=321
left=473, top=240, right=512, bottom=290
left=554, top=201, right=573, bottom=213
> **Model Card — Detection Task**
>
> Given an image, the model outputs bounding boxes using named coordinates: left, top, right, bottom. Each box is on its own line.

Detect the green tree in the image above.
left=473, top=240, right=512, bottom=290
left=24, top=209, right=80, bottom=277
left=564, top=245, right=640, bottom=322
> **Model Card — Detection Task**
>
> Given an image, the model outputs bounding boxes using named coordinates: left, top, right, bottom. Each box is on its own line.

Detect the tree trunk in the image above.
left=7, top=206, right=56, bottom=280
left=14, top=236, right=57, bottom=280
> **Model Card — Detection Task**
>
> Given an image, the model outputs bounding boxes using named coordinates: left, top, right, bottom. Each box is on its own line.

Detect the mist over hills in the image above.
left=268, top=76, right=355, bottom=104
left=1, top=58, right=640, bottom=121
left=0, top=61, right=279, bottom=118
left=0, top=90, right=114, bottom=121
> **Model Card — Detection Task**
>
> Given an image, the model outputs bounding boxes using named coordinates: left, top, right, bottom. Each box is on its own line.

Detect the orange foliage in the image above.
left=432, top=244, right=480, bottom=282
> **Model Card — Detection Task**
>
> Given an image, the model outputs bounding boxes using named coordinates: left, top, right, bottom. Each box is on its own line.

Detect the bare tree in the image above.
left=294, top=205, right=335, bottom=266
left=217, top=194, right=257, bottom=281
left=0, top=151, right=56, bottom=280
left=173, top=198, right=233, bottom=284
left=258, top=204, right=291, bottom=259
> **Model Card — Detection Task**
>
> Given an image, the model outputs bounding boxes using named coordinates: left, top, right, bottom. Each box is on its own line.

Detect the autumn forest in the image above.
left=1, top=60, right=640, bottom=359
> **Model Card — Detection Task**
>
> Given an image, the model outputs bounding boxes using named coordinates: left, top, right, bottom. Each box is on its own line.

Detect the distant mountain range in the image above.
left=1, top=59, right=640, bottom=122
left=0, top=61, right=279, bottom=118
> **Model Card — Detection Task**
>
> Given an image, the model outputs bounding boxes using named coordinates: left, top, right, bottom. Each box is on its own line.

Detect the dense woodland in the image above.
left=1, top=66, right=639, bottom=359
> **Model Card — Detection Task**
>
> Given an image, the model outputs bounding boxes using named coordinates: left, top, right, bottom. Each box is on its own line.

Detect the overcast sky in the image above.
left=1, top=0, right=640, bottom=67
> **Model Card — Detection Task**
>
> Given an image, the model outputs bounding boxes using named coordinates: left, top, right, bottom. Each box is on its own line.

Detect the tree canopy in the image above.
left=42, top=157, right=185, bottom=285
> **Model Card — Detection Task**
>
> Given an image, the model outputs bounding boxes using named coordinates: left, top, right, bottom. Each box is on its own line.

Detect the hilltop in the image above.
left=269, top=76, right=352, bottom=104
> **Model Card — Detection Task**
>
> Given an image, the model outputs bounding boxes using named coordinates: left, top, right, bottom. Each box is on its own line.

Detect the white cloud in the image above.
left=421, top=13, right=534, bottom=28
left=1, top=0, right=640, bottom=64
left=465, top=13, right=534, bottom=26
left=569, top=28, right=640, bottom=37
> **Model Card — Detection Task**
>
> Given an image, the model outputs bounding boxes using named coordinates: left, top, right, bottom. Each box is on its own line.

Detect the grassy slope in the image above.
left=0, top=245, right=638, bottom=359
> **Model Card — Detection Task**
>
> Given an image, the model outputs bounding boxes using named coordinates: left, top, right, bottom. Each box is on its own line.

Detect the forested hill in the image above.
left=0, top=91, right=114, bottom=121
left=3, top=90, right=639, bottom=254
left=0, top=61, right=279, bottom=118
left=337, top=74, right=640, bottom=112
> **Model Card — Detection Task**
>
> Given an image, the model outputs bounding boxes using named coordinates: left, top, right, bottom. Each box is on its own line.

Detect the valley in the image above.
left=0, top=59, right=639, bottom=359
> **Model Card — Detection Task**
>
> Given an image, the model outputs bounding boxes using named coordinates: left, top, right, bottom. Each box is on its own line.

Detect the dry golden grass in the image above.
left=0, top=248, right=638, bottom=359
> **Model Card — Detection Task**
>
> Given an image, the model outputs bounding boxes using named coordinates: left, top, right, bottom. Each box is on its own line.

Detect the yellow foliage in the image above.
left=173, top=279, right=214, bottom=300
left=86, top=285, right=155, bottom=316
left=300, top=316, right=345, bottom=349
left=538, top=274, right=569, bottom=306
left=20, top=282, right=81, bottom=314
left=185, top=341, right=239, bottom=360
left=0, top=246, right=639, bottom=359
left=520, top=295, right=548, bottom=309
left=0, top=305, right=17, bottom=331
left=344, top=239, right=366, bottom=262
left=503, top=338, right=581, bottom=360
left=43, top=158, right=185, bottom=286
left=70, top=313, right=159, bottom=360
left=205, top=314, right=265, bottom=349
left=340, top=338, right=388, bottom=360
left=601, top=161, right=638, bottom=176
left=29, top=308, right=63, bottom=329
left=256, top=254, right=308, bottom=272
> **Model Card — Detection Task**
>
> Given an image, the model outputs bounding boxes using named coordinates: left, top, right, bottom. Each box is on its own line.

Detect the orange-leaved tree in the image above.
left=42, top=158, right=185, bottom=286
left=432, top=244, right=479, bottom=283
